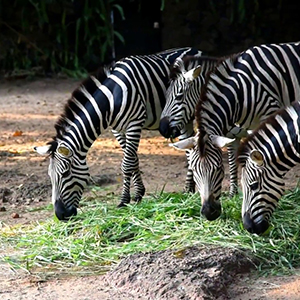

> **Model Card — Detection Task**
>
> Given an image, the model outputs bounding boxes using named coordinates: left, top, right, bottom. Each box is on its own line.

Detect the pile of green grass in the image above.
left=1, top=187, right=300, bottom=277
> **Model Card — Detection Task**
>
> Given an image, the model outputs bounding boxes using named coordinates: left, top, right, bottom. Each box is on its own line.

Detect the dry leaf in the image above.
left=13, top=130, right=23, bottom=137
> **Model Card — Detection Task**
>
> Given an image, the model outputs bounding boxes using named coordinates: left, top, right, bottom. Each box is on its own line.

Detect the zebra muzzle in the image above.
left=55, top=199, right=77, bottom=221
left=201, top=198, right=221, bottom=221
left=243, top=212, right=269, bottom=235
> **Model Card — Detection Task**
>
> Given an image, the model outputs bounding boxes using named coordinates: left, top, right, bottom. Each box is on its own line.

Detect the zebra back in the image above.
left=196, top=42, right=300, bottom=155
left=156, top=47, right=202, bottom=64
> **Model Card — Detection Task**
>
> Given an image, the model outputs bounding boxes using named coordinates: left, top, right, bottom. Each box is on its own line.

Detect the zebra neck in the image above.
left=59, top=83, right=120, bottom=154
left=257, top=106, right=300, bottom=176
left=200, top=91, right=241, bottom=138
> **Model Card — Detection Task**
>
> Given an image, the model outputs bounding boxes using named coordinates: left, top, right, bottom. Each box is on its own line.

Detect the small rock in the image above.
left=0, top=207, right=6, bottom=212
left=12, top=213, right=19, bottom=218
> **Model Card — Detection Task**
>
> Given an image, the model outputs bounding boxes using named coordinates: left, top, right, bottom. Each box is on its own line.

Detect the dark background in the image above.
left=0, top=0, right=299, bottom=76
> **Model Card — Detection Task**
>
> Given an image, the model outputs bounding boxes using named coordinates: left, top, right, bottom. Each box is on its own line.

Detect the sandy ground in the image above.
left=1, top=78, right=300, bottom=299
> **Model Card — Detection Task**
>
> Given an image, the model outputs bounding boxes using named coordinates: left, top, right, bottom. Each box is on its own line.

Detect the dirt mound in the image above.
left=106, top=246, right=256, bottom=300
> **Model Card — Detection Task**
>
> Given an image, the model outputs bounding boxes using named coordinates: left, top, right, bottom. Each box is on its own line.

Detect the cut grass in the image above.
left=1, top=187, right=300, bottom=277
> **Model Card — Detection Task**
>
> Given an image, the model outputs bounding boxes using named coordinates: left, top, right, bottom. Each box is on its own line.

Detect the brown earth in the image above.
left=1, top=78, right=300, bottom=299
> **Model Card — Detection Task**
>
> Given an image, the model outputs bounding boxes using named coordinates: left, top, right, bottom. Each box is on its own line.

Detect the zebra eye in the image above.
left=249, top=181, right=259, bottom=191
left=175, top=92, right=183, bottom=100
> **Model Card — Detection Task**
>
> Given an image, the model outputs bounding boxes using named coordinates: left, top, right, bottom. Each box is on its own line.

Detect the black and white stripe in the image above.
left=238, top=100, right=300, bottom=234
left=34, top=47, right=201, bottom=220
left=181, top=42, right=300, bottom=221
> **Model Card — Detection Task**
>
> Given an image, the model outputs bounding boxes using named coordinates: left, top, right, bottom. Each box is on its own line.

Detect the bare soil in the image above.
left=1, top=78, right=300, bottom=299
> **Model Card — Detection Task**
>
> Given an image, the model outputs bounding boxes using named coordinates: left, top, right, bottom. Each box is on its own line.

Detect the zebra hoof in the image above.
left=133, top=188, right=145, bottom=203
left=184, top=187, right=195, bottom=194
left=117, top=202, right=129, bottom=208
left=133, top=196, right=142, bottom=203
left=229, top=191, right=239, bottom=198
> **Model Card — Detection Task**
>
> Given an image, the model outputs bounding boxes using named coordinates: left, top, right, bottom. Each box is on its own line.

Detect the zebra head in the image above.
left=34, top=141, right=90, bottom=221
left=170, top=133, right=234, bottom=220
left=159, top=58, right=202, bottom=139
left=239, top=149, right=285, bottom=235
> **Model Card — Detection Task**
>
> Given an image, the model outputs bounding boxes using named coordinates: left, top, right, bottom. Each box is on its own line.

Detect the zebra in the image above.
left=159, top=56, right=220, bottom=193
left=169, top=42, right=300, bottom=221
left=238, top=100, right=300, bottom=234
left=159, top=55, right=247, bottom=199
left=34, top=47, right=201, bottom=221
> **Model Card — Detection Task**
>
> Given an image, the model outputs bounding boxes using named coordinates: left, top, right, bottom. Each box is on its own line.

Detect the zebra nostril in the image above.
left=201, top=198, right=221, bottom=221
left=171, top=127, right=181, bottom=139
left=243, top=212, right=255, bottom=233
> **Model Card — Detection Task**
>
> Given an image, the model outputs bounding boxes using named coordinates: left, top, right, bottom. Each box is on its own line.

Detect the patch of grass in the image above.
left=1, top=188, right=300, bottom=277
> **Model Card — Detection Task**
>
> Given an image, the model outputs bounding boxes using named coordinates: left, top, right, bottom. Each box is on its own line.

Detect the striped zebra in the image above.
left=170, top=42, right=300, bottom=221
left=159, top=56, right=220, bottom=193
left=34, top=47, right=201, bottom=221
left=238, top=100, right=300, bottom=234
left=159, top=55, right=247, bottom=199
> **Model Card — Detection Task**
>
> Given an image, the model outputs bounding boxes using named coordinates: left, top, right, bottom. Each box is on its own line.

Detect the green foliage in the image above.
left=2, top=188, right=300, bottom=277
left=0, top=0, right=125, bottom=76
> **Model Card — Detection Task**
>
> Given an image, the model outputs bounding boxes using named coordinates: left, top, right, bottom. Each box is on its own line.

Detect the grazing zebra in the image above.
left=238, top=100, right=300, bottom=234
left=170, top=42, right=300, bottom=221
left=159, top=55, right=248, bottom=199
left=159, top=56, right=220, bottom=193
left=34, top=47, right=201, bottom=221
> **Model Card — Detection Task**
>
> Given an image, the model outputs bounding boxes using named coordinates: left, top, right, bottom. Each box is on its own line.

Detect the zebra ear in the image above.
left=249, top=150, right=264, bottom=166
left=210, top=135, right=235, bottom=148
left=184, top=66, right=202, bottom=82
left=169, top=137, right=195, bottom=151
left=34, top=145, right=51, bottom=155
left=192, top=65, right=202, bottom=78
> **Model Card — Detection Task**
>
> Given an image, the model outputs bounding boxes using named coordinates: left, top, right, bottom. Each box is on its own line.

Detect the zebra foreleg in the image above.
left=112, top=130, right=131, bottom=207
left=119, top=155, right=144, bottom=206
left=179, top=123, right=196, bottom=193
left=184, top=168, right=195, bottom=193
left=118, top=175, right=132, bottom=207
left=116, top=125, right=145, bottom=207
left=132, top=171, right=145, bottom=202
left=183, top=149, right=195, bottom=193
left=227, top=141, right=240, bottom=198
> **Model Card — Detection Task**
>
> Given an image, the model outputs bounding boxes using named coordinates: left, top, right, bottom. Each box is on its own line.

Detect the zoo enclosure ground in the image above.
left=1, top=78, right=300, bottom=299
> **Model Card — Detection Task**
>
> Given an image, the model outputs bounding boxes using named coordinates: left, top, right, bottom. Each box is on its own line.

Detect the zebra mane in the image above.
left=169, top=55, right=223, bottom=81
left=53, top=64, right=113, bottom=141
left=195, top=53, right=241, bottom=156
left=237, top=101, right=300, bottom=166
